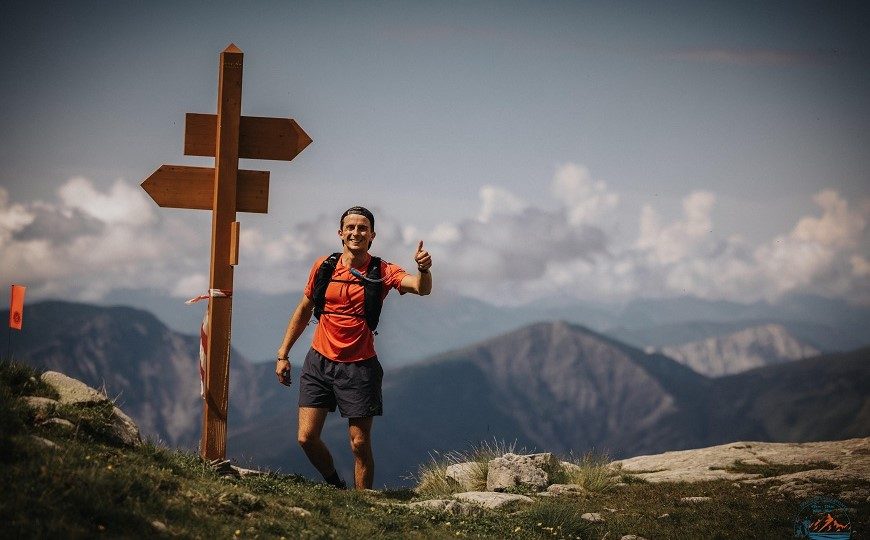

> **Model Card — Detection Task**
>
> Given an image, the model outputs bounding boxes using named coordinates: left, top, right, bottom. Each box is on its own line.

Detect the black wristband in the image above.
left=418, top=267, right=430, bottom=274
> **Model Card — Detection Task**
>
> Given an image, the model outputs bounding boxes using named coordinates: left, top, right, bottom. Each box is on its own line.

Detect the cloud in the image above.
left=0, top=179, right=207, bottom=301
left=3, top=165, right=868, bottom=307
left=477, top=185, right=528, bottom=223
left=58, top=177, right=155, bottom=226
left=551, top=163, right=619, bottom=226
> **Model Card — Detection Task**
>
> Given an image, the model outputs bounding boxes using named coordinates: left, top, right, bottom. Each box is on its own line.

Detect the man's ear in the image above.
left=369, top=230, right=376, bottom=248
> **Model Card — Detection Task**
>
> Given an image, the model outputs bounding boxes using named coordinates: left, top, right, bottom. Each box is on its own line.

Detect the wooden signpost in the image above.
left=141, top=44, right=311, bottom=460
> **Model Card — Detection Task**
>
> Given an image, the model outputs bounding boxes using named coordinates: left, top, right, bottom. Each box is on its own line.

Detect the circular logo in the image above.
left=794, top=496, right=851, bottom=539
left=12, top=311, right=21, bottom=325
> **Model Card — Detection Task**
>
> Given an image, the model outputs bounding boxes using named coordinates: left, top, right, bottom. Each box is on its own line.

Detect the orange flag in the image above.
left=9, top=285, right=26, bottom=330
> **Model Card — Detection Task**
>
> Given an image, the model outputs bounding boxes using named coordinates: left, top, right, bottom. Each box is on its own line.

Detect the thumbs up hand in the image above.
left=414, top=240, right=432, bottom=272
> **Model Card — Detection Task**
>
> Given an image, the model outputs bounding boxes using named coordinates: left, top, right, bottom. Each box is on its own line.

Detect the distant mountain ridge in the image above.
left=97, top=288, right=870, bottom=365
left=6, top=300, right=284, bottom=449
left=653, top=323, right=820, bottom=377
left=7, top=301, right=869, bottom=487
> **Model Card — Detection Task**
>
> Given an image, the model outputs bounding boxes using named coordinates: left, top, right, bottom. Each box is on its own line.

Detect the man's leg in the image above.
left=348, top=416, right=374, bottom=489
left=298, top=406, right=344, bottom=487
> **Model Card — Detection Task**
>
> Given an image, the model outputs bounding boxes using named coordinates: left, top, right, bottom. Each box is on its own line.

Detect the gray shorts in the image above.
left=298, top=348, right=383, bottom=418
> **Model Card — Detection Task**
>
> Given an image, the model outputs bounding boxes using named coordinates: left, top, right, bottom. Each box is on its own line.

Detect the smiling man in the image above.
left=276, top=206, right=432, bottom=489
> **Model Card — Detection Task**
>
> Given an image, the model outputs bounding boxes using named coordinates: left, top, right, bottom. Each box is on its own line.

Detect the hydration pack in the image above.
left=312, top=252, right=383, bottom=331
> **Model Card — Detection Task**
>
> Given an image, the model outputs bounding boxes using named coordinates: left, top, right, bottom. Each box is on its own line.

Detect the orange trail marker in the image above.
left=139, top=44, right=312, bottom=460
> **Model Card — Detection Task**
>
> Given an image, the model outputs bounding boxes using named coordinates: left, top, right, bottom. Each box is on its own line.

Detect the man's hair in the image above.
left=340, top=206, right=375, bottom=230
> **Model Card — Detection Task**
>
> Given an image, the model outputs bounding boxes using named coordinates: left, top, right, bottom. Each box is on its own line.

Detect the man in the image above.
left=276, top=206, right=432, bottom=489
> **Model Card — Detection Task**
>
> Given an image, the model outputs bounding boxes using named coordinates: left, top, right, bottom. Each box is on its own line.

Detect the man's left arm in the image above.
left=399, top=240, right=432, bottom=296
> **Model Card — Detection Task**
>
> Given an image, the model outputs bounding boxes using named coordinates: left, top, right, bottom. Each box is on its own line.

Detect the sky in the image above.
left=2, top=0, right=869, bottom=308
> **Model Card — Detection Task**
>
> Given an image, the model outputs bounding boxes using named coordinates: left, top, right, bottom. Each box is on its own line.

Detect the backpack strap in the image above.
left=363, top=256, right=383, bottom=331
left=311, top=253, right=384, bottom=332
left=312, top=253, right=341, bottom=321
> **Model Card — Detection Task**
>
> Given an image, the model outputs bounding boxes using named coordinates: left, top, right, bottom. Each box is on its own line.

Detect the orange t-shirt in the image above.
left=304, top=254, right=408, bottom=362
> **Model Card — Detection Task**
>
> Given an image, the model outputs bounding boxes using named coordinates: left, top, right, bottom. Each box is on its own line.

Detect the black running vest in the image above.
left=311, top=253, right=383, bottom=331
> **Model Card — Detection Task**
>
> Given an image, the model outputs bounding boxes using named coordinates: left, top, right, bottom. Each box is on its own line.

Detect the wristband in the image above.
left=277, top=356, right=289, bottom=362
left=418, top=267, right=430, bottom=274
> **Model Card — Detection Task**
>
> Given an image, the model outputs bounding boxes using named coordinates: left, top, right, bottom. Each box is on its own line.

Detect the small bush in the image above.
left=413, top=439, right=527, bottom=496
left=560, top=451, right=618, bottom=493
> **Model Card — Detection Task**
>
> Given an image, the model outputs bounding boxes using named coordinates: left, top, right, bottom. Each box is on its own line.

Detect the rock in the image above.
left=41, top=371, right=107, bottom=406
left=620, top=535, right=649, bottom=540
left=486, top=453, right=558, bottom=492
left=210, top=459, right=241, bottom=477
left=232, top=466, right=267, bottom=477
left=613, top=438, right=870, bottom=489
left=546, top=484, right=587, bottom=497
left=39, top=418, right=75, bottom=431
left=150, top=520, right=168, bottom=533
left=446, top=462, right=484, bottom=491
left=453, top=491, right=534, bottom=509
left=23, top=396, right=59, bottom=415
left=30, top=435, right=59, bottom=450
left=287, top=507, right=312, bottom=518
left=581, top=512, right=604, bottom=523
left=680, top=496, right=712, bottom=504
left=408, top=499, right=483, bottom=516
left=110, top=406, right=142, bottom=447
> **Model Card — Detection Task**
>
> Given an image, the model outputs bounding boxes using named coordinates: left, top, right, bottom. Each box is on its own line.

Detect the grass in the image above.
left=2, top=360, right=867, bottom=539
left=558, top=451, right=619, bottom=493
left=414, top=439, right=524, bottom=497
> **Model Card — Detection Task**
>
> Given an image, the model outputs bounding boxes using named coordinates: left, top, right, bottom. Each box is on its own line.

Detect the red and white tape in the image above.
left=186, top=289, right=232, bottom=398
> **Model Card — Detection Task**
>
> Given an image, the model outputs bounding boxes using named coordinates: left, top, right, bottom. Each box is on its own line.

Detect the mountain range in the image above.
left=6, top=300, right=869, bottom=487
left=99, top=288, right=870, bottom=365
left=652, top=323, right=820, bottom=377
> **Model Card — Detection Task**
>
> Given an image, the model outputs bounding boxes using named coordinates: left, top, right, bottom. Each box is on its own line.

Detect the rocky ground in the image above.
left=614, top=437, right=870, bottom=504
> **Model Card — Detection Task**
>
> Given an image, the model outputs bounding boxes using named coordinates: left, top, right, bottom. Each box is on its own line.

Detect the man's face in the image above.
left=339, top=214, right=375, bottom=252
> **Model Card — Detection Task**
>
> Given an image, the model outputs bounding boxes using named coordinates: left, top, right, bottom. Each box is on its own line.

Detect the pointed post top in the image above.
left=223, top=43, right=243, bottom=54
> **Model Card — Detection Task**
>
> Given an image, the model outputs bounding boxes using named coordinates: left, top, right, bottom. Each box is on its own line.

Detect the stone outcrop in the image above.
left=614, top=438, right=870, bottom=503
left=23, top=370, right=143, bottom=447
left=486, top=452, right=559, bottom=492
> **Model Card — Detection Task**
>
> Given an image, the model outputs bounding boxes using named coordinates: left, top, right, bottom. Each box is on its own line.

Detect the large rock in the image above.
left=40, top=370, right=141, bottom=447
left=41, top=371, right=108, bottom=405
left=486, top=453, right=559, bottom=492
left=613, top=438, right=870, bottom=504
left=110, top=405, right=142, bottom=447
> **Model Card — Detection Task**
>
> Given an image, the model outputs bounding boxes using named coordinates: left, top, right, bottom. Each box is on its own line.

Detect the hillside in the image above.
left=2, top=362, right=867, bottom=539
left=4, top=300, right=287, bottom=449
left=8, top=301, right=870, bottom=488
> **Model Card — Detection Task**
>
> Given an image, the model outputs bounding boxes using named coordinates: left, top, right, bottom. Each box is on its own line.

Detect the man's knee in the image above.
left=349, top=432, right=371, bottom=456
left=298, top=432, right=320, bottom=450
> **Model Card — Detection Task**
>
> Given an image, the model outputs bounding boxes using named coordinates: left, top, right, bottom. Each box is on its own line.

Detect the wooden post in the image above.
left=201, top=44, right=243, bottom=459
left=139, top=43, right=312, bottom=461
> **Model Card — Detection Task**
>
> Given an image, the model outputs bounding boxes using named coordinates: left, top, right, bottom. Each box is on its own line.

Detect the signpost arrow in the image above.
left=139, top=43, right=311, bottom=461
left=185, top=113, right=312, bottom=161
left=141, top=165, right=270, bottom=213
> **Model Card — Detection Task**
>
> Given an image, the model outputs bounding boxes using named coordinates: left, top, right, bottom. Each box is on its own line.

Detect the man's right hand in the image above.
left=276, top=358, right=292, bottom=386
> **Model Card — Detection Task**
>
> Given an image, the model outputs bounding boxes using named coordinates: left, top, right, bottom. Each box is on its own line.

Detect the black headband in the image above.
left=340, top=206, right=375, bottom=229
